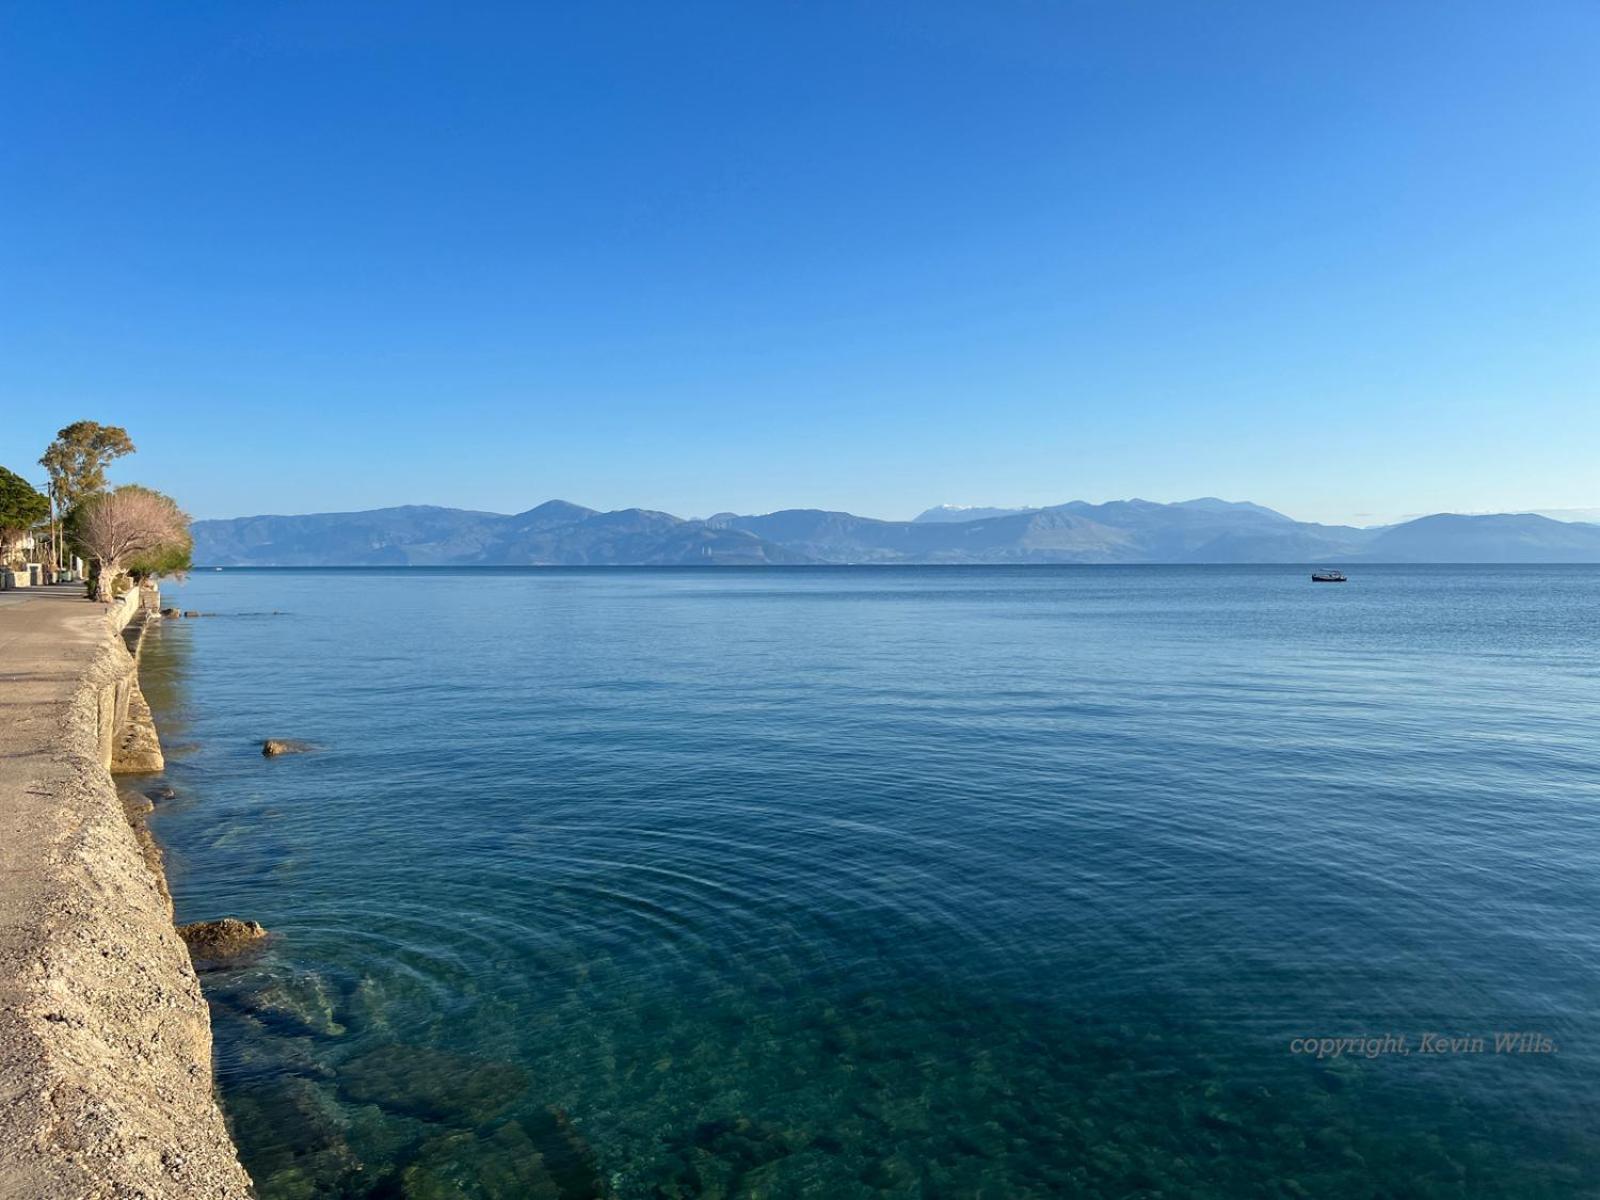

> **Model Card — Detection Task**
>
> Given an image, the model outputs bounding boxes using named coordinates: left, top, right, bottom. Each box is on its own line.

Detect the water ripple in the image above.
left=138, top=566, right=1600, bottom=1198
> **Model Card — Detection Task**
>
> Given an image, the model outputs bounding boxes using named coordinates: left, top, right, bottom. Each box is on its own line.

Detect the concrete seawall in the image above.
left=0, top=587, right=252, bottom=1198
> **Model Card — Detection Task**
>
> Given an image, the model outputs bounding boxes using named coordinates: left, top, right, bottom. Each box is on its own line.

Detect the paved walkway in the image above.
left=0, top=586, right=110, bottom=783
left=0, top=586, right=120, bottom=1118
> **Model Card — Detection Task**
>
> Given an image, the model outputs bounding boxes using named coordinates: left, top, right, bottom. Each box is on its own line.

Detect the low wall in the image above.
left=0, top=590, right=252, bottom=1198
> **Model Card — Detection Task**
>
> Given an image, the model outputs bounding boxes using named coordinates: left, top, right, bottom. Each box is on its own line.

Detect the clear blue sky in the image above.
left=2, top=2, right=1596, bottom=525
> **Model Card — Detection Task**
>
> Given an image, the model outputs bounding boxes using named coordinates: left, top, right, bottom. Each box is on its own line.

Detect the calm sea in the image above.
left=137, top=566, right=1600, bottom=1198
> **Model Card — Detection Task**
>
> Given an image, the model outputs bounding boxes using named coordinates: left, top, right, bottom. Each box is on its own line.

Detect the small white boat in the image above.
left=1311, top=570, right=1347, bottom=583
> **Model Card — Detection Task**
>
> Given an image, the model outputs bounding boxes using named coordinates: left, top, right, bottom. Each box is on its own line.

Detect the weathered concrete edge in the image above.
left=0, top=593, right=254, bottom=1199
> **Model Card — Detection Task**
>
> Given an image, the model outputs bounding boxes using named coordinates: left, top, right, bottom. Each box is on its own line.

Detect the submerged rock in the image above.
left=225, top=1075, right=361, bottom=1199
left=178, top=917, right=269, bottom=963
left=241, top=970, right=347, bottom=1037
left=160, top=606, right=181, bottom=618
left=146, top=783, right=178, bottom=802
left=211, top=1003, right=335, bottom=1081
left=339, top=1044, right=528, bottom=1125
left=523, top=1107, right=607, bottom=1199
left=262, top=738, right=315, bottom=757
left=644, top=1114, right=800, bottom=1197
left=393, top=1113, right=605, bottom=1200
left=399, top=1128, right=557, bottom=1200
left=121, top=791, right=154, bottom=818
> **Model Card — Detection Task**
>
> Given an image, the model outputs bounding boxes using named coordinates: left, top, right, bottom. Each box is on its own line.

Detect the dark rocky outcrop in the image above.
left=177, top=918, right=270, bottom=963
left=262, top=738, right=314, bottom=757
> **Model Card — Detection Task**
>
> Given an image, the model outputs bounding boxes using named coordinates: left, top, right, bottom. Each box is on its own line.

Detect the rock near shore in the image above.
left=178, top=918, right=270, bottom=963
left=262, top=738, right=314, bottom=757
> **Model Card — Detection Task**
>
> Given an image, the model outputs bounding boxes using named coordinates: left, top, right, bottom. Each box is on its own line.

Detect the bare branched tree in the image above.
left=74, top=487, right=189, bottom=602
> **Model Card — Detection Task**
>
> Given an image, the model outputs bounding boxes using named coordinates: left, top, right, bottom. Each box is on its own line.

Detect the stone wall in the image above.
left=0, top=590, right=252, bottom=1199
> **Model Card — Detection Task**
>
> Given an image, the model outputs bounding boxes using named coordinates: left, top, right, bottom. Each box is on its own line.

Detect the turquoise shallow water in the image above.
left=138, top=565, right=1600, bottom=1197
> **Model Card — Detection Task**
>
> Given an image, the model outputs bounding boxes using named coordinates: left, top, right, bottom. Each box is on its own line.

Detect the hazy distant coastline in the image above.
left=191, top=497, right=1600, bottom=567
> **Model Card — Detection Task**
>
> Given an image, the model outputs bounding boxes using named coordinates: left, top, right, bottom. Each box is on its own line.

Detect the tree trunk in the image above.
left=93, top=560, right=114, bottom=603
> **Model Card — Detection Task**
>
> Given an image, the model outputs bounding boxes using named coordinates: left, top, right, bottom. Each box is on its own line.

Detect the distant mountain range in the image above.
left=912, top=499, right=1294, bottom=525
left=190, top=498, right=1600, bottom=566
